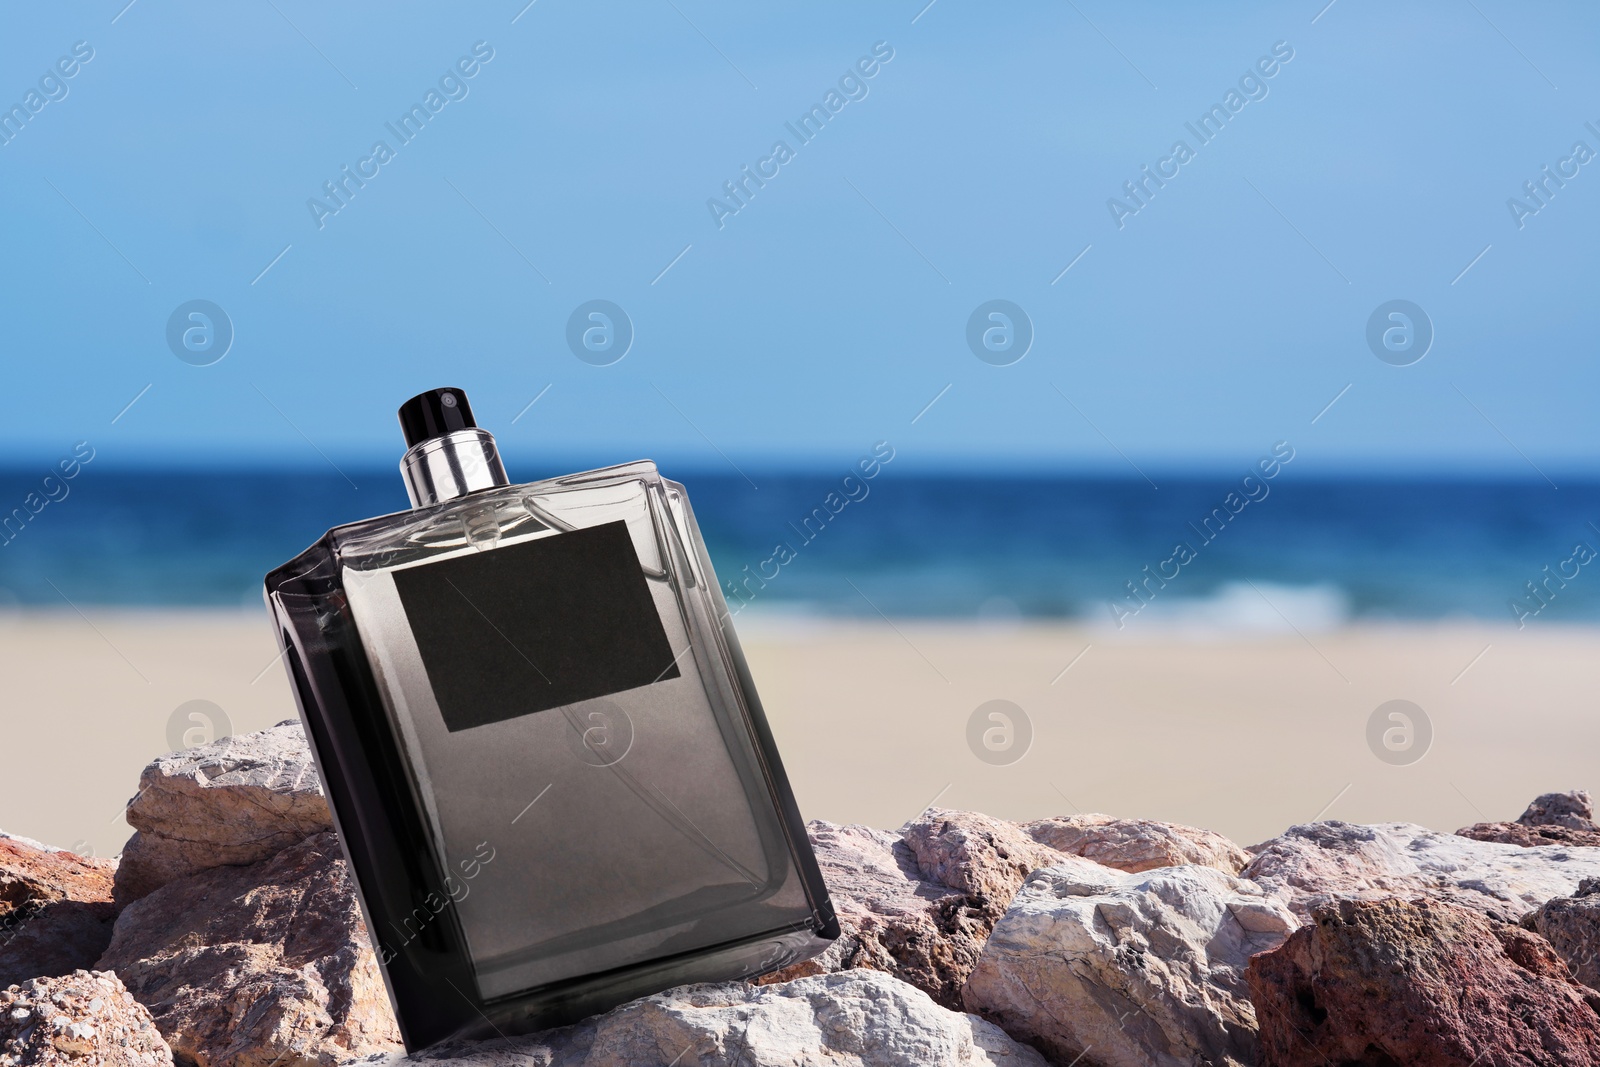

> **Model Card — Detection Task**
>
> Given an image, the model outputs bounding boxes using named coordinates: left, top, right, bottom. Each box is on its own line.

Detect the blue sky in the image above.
left=2, top=0, right=1597, bottom=474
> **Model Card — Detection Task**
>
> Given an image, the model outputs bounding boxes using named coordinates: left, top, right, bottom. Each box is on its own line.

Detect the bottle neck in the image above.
left=399, top=428, right=509, bottom=509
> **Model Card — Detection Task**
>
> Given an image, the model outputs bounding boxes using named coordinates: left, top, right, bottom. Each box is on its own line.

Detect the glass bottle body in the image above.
left=264, top=460, right=835, bottom=1050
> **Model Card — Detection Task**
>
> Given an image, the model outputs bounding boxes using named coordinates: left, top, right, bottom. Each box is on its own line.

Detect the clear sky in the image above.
left=1, top=0, right=1596, bottom=475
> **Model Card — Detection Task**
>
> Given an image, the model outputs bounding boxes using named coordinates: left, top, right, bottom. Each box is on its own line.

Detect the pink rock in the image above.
left=1520, top=790, right=1596, bottom=829
left=762, top=812, right=1082, bottom=1009
left=1248, top=896, right=1600, bottom=1067
left=1457, top=821, right=1600, bottom=848
left=901, top=809, right=1068, bottom=913
left=0, top=832, right=117, bottom=988
left=1458, top=789, right=1600, bottom=848
left=1024, top=813, right=1250, bottom=874
left=1523, top=877, right=1600, bottom=991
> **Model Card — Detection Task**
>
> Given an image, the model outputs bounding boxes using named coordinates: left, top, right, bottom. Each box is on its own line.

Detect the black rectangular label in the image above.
left=392, top=519, right=680, bottom=732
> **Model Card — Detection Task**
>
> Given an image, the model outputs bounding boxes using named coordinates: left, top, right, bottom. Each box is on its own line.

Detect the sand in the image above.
left=1, top=608, right=1595, bottom=859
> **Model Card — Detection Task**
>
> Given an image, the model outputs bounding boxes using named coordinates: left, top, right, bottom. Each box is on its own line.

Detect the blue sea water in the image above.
left=0, top=464, right=1597, bottom=627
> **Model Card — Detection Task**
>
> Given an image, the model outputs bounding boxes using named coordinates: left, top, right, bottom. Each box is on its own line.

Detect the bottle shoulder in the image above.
left=265, top=460, right=692, bottom=592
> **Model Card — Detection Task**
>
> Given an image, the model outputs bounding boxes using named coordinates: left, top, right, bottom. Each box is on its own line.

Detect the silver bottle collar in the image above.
left=399, top=428, right=509, bottom=509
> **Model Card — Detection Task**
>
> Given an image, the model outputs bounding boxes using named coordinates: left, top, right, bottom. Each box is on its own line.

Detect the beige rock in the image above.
left=0, top=969, right=172, bottom=1066
left=1025, top=813, right=1250, bottom=874
left=361, top=970, right=1049, bottom=1067
left=963, top=862, right=1296, bottom=1067
left=97, top=832, right=400, bottom=1067
left=1243, top=820, right=1600, bottom=923
left=114, top=721, right=330, bottom=906
left=0, top=832, right=118, bottom=988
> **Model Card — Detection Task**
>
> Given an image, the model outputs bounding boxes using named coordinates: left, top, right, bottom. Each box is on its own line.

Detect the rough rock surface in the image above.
left=758, top=822, right=991, bottom=1009
left=0, top=969, right=172, bottom=1065
left=1520, top=789, right=1597, bottom=828
left=1242, top=820, right=1600, bottom=923
left=1025, top=813, right=1250, bottom=874
left=1247, top=895, right=1600, bottom=1067
left=1456, top=821, right=1600, bottom=847
left=762, top=813, right=1080, bottom=1009
left=963, top=862, right=1297, bottom=1067
left=900, top=810, right=1069, bottom=917
left=114, top=721, right=330, bottom=906
left=360, top=970, right=1049, bottom=1067
left=1523, top=876, right=1600, bottom=990
left=97, top=831, right=399, bottom=1067
left=1458, top=789, right=1600, bottom=848
left=0, top=833, right=118, bottom=988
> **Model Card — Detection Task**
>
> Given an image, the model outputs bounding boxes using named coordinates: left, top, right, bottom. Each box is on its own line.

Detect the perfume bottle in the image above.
left=263, top=388, right=836, bottom=1051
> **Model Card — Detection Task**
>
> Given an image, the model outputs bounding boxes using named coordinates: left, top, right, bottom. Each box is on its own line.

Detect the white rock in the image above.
left=363, top=970, right=1049, bottom=1067
left=1243, top=820, right=1600, bottom=923
left=962, top=863, right=1297, bottom=1067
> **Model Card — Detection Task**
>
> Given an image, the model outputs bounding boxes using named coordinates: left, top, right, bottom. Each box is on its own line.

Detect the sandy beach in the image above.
left=2, top=608, right=1595, bottom=859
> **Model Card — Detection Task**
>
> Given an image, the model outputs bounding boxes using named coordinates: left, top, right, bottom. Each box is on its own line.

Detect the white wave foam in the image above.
left=1097, top=580, right=1352, bottom=634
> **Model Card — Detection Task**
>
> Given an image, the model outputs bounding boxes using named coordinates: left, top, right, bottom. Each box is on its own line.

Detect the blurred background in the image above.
left=2, top=0, right=1596, bottom=858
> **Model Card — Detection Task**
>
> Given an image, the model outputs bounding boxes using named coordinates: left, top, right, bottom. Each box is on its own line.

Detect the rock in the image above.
left=1242, top=820, right=1600, bottom=923
left=361, top=970, right=1049, bottom=1067
left=0, top=832, right=118, bottom=988
left=1025, top=813, right=1250, bottom=875
left=1523, top=876, right=1600, bottom=990
left=97, top=831, right=400, bottom=1067
left=114, top=720, right=330, bottom=906
left=0, top=969, right=172, bottom=1065
left=962, top=862, right=1297, bottom=1067
left=1247, top=895, right=1600, bottom=1066
left=758, top=822, right=989, bottom=1009
left=762, top=815, right=1080, bottom=1009
left=1456, top=821, right=1600, bottom=847
left=1520, top=789, right=1596, bottom=828
left=900, top=810, right=1069, bottom=917
left=1458, top=789, right=1600, bottom=848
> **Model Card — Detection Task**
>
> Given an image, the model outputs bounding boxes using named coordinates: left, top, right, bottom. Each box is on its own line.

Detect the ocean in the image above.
left=1, top=465, right=1596, bottom=628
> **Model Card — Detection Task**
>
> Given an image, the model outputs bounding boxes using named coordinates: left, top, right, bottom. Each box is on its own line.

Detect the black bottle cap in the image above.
left=398, top=388, right=478, bottom=449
